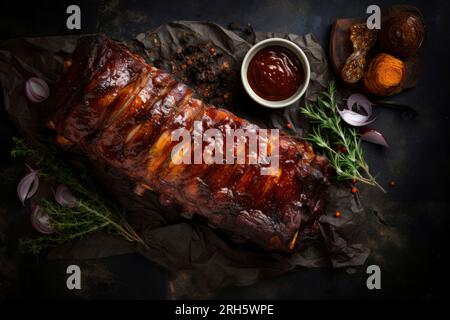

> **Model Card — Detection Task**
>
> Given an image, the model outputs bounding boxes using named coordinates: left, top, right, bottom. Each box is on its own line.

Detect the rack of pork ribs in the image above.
left=48, top=35, right=330, bottom=252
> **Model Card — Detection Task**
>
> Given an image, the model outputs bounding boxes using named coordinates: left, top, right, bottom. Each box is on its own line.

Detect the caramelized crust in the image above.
left=50, top=36, right=330, bottom=252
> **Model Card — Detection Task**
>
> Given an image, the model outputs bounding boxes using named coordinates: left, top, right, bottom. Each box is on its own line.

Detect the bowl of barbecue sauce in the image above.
left=241, top=38, right=310, bottom=108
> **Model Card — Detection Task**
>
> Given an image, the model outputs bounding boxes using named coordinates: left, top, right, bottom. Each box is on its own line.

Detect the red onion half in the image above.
left=31, top=205, right=55, bottom=234
left=17, top=165, right=39, bottom=206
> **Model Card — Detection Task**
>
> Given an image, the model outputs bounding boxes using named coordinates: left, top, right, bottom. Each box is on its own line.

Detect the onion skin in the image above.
left=25, top=77, right=49, bottom=103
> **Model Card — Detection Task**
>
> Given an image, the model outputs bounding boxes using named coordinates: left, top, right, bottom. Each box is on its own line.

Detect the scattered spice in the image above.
left=64, top=59, right=72, bottom=69
left=286, top=123, right=292, bottom=129
left=335, top=211, right=341, bottom=218
left=351, top=187, right=358, bottom=194
left=351, top=178, right=357, bottom=185
left=388, top=180, right=396, bottom=188
left=160, top=38, right=235, bottom=107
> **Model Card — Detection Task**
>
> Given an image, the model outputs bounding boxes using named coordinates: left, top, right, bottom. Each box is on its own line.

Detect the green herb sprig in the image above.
left=10, top=137, right=145, bottom=253
left=301, top=82, right=385, bottom=192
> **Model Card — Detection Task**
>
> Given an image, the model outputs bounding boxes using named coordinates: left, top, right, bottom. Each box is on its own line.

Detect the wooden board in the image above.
left=329, top=5, right=426, bottom=95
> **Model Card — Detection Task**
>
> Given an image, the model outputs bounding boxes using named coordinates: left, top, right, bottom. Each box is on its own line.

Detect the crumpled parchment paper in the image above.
left=0, top=21, right=369, bottom=298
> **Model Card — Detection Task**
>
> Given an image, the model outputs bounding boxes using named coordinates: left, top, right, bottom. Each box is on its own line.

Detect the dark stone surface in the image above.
left=1, top=0, right=449, bottom=299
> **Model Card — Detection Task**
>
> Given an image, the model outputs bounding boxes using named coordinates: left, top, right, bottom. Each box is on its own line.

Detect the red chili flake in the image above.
left=351, top=178, right=357, bottom=185
left=335, top=211, right=341, bottom=218
left=286, top=123, right=292, bottom=129
left=222, top=61, right=230, bottom=70
left=340, top=146, right=348, bottom=153
left=223, top=93, right=231, bottom=100
left=388, top=180, right=396, bottom=188
left=64, top=59, right=72, bottom=69
left=351, top=187, right=358, bottom=194
left=209, top=47, right=216, bottom=55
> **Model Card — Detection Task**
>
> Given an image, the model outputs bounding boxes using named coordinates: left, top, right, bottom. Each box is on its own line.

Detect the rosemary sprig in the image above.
left=301, top=82, right=385, bottom=192
left=10, top=137, right=144, bottom=253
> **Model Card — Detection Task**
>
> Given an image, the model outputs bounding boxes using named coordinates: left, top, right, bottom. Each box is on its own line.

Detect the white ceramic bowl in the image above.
left=241, top=38, right=310, bottom=108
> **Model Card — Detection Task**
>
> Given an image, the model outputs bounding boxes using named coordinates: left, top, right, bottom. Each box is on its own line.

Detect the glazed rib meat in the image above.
left=49, top=35, right=330, bottom=252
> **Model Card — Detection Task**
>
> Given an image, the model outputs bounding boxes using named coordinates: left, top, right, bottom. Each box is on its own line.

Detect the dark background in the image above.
left=1, top=0, right=449, bottom=299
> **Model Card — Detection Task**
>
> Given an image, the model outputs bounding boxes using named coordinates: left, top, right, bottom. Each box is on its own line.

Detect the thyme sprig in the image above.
left=301, top=82, right=385, bottom=192
left=10, top=137, right=144, bottom=253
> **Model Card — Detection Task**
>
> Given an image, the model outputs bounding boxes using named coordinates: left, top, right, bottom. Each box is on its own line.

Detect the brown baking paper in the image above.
left=0, top=21, right=369, bottom=298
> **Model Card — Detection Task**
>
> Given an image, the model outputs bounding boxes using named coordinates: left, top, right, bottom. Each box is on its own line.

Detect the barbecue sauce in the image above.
left=247, top=46, right=304, bottom=101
